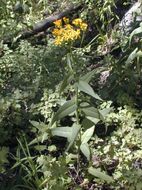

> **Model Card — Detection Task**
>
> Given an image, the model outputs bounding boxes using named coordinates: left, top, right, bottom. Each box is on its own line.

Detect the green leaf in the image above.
left=80, top=69, right=96, bottom=83
left=80, top=143, right=90, bottom=161
left=52, top=127, right=72, bottom=139
left=88, top=167, right=113, bottom=183
left=99, top=108, right=112, bottom=117
left=81, top=106, right=103, bottom=120
left=77, top=80, right=102, bottom=101
left=52, top=124, right=80, bottom=151
left=51, top=123, right=80, bottom=151
left=82, top=118, right=94, bottom=129
left=67, top=124, right=81, bottom=151
left=125, top=48, right=138, bottom=67
left=81, top=126, right=95, bottom=144
left=51, top=98, right=77, bottom=125
left=87, top=117, right=100, bottom=124
left=129, top=26, right=142, bottom=44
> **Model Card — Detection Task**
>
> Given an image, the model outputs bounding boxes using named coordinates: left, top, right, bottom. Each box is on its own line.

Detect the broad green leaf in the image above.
left=81, top=126, right=95, bottom=144
left=81, top=69, right=96, bottom=83
left=77, top=80, right=102, bottom=101
left=82, top=118, right=94, bottom=129
left=125, top=48, right=138, bottom=67
left=51, top=98, right=77, bottom=125
left=52, top=127, right=72, bottom=139
left=80, top=143, right=90, bottom=161
left=88, top=167, right=113, bottom=183
left=87, top=116, right=100, bottom=124
left=99, top=107, right=112, bottom=117
left=52, top=124, right=80, bottom=151
left=81, top=106, right=103, bottom=120
left=67, top=124, right=81, bottom=151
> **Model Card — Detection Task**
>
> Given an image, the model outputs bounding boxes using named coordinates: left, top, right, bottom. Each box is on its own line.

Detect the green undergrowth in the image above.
left=0, top=0, right=142, bottom=190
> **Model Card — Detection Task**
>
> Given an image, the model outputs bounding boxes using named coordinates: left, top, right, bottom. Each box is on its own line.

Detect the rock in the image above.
left=99, top=70, right=110, bottom=85
left=119, top=1, right=142, bottom=35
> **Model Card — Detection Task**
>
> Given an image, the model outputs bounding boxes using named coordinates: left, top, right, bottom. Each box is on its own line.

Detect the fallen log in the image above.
left=17, top=4, right=83, bottom=40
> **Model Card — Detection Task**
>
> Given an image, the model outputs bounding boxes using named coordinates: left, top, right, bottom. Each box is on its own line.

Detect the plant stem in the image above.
left=137, top=56, right=141, bottom=77
left=75, top=87, right=79, bottom=125
left=75, top=86, right=82, bottom=176
left=70, top=50, right=82, bottom=175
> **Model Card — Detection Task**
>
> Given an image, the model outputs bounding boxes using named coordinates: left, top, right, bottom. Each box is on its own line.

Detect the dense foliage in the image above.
left=0, top=0, right=142, bottom=189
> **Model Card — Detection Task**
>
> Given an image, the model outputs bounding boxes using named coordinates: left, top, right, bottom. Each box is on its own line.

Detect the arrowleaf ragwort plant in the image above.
left=12, top=18, right=113, bottom=190
left=49, top=18, right=111, bottom=166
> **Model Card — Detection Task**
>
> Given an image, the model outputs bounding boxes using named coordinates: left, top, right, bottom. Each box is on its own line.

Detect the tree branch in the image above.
left=18, top=4, right=83, bottom=40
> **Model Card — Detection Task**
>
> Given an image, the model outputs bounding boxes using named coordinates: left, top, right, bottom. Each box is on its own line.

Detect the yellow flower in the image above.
left=80, top=23, right=87, bottom=31
left=76, top=29, right=81, bottom=37
left=72, top=18, right=87, bottom=31
left=54, top=36, right=63, bottom=45
left=65, top=24, right=73, bottom=29
left=63, top=17, right=69, bottom=24
left=53, top=19, right=62, bottom=28
left=52, top=17, right=87, bottom=46
left=72, top=18, right=82, bottom=27
left=52, top=28, right=60, bottom=36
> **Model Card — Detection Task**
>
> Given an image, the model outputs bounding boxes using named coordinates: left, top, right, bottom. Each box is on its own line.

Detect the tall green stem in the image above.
left=75, top=87, right=79, bottom=125
left=137, top=56, right=141, bottom=77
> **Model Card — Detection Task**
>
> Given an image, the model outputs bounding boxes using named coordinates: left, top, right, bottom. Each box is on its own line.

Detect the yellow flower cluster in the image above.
left=53, top=19, right=62, bottom=28
left=72, top=18, right=88, bottom=31
left=52, top=17, right=87, bottom=45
